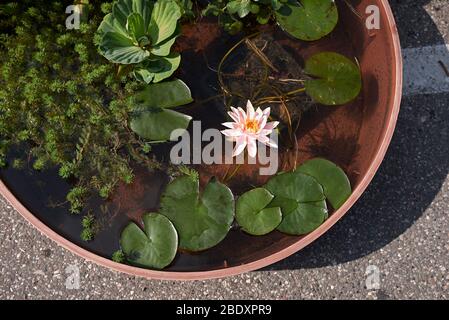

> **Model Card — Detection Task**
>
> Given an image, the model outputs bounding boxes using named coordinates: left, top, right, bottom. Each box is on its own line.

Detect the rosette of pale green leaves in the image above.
left=97, top=0, right=182, bottom=83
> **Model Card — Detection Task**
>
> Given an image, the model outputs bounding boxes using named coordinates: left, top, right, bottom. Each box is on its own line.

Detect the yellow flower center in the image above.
left=245, top=119, right=259, bottom=133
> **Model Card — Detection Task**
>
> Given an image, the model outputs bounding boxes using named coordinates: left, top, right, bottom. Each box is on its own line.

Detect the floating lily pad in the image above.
left=133, top=78, right=193, bottom=108
left=130, top=107, right=191, bottom=141
left=236, top=188, right=282, bottom=235
left=265, top=171, right=328, bottom=235
left=130, top=79, right=193, bottom=141
left=275, top=0, right=338, bottom=41
left=277, top=200, right=328, bottom=235
left=160, top=176, right=235, bottom=251
left=304, top=52, right=362, bottom=105
left=120, top=213, right=178, bottom=269
left=297, top=158, right=351, bottom=209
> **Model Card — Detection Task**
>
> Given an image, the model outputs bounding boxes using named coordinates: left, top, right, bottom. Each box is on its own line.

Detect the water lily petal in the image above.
left=255, top=107, right=263, bottom=121
left=222, top=122, right=237, bottom=129
left=227, top=110, right=240, bottom=123
left=246, top=100, right=255, bottom=119
left=261, top=138, right=278, bottom=148
left=257, top=135, right=270, bottom=143
left=230, top=106, right=239, bottom=116
left=222, top=101, right=279, bottom=159
left=258, top=115, right=268, bottom=132
left=237, top=107, right=247, bottom=123
left=233, top=136, right=247, bottom=157
left=247, top=137, right=257, bottom=158
left=263, top=107, right=271, bottom=117
left=263, top=121, right=279, bottom=130
left=221, top=129, right=241, bottom=137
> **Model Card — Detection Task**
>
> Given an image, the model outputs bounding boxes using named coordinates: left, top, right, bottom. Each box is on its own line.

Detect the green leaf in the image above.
left=160, top=176, right=235, bottom=251
left=275, top=0, right=338, bottom=41
left=270, top=0, right=282, bottom=10
left=177, top=0, right=195, bottom=18
left=126, top=12, right=146, bottom=42
left=151, top=25, right=180, bottom=56
left=133, top=78, right=193, bottom=108
left=97, top=13, right=128, bottom=37
left=220, top=14, right=243, bottom=34
left=133, top=53, right=181, bottom=83
left=297, top=158, right=351, bottom=209
left=148, top=0, right=181, bottom=45
left=265, top=171, right=328, bottom=235
left=226, top=0, right=252, bottom=18
left=99, top=31, right=150, bottom=64
left=120, top=213, right=178, bottom=269
left=304, top=52, right=362, bottom=105
left=130, top=107, right=191, bottom=141
left=277, top=201, right=328, bottom=235
left=256, top=6, right=272, bottom=24
left=265, top=171, right=325, bottom=204
left=202, top=3, right=222, bottom=16
left=133, top=67, right=154, bottom=83
left=130, top=79, right=193, bottom=141
left=153, top=53, right=180, bottom=82
left=97, top=0, right=181, bottom=66
left=236, top=188, right=282, bottom=236
left=250, top=3, right=260, bottom=14
left=113, top=0, right=153, bottom=30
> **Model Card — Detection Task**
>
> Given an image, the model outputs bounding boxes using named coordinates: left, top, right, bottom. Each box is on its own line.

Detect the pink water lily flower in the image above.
left=221, top=100, right=279, bottom=158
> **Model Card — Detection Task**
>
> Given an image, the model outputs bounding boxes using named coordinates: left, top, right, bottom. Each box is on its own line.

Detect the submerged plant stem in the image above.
left=223, top=163, right=242, bottom=183
left=244, top=38, right=278, bottom=73
left=217, top=32, right=261, bottom=98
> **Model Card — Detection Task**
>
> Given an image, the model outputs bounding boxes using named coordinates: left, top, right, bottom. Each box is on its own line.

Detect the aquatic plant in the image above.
left=97, top=0, right=183, bottom=84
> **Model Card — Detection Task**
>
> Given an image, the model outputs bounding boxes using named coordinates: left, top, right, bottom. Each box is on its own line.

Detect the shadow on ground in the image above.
left=267, top=0, right=449, bottom=270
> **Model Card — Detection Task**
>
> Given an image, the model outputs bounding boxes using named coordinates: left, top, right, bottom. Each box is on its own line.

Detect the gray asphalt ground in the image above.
left=1, top=1, right=448, bottom=300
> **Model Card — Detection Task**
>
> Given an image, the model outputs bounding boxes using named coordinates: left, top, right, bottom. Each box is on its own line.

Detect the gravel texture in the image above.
left=0, top=1, right=448, bottom=300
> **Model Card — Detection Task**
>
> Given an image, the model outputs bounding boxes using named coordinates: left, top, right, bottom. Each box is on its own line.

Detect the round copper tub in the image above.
left=0, top=0, right=401, bottom=280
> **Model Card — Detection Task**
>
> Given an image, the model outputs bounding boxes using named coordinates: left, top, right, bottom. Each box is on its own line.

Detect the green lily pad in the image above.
left=236, top=188, right=282, bottom=235
left=120, top=213, right=178, bottom=269
left=130, top=79, right=193, bottom=141
left=275, top=0, right=338, bottom=41
left=265, top=171, right=325, bottom=203
left=297, top=158, right=351, bottom=209
left=277, top=200, right=328, bottom=235
left=160, top=176, right=235, bottom=251
left=133, top=78, right=193, bottom=108
left=265, top=171, right=328, bottom=235
left=304, top=52, right=362, bottom=105
left=130, top=107, right=191, bottom=141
